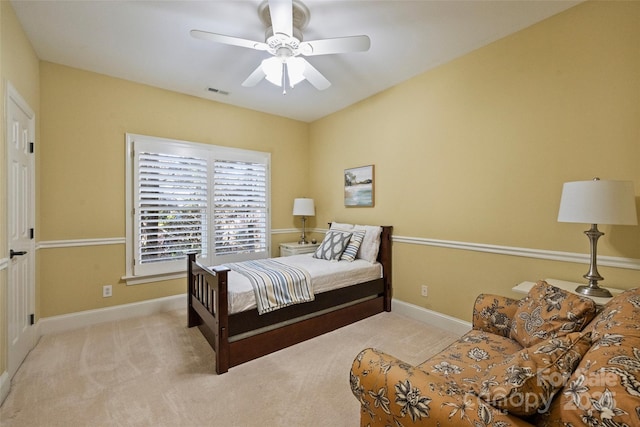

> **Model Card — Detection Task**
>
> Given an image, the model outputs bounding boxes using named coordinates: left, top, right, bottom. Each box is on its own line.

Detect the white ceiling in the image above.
left=11, top=0, right=581, bottom=122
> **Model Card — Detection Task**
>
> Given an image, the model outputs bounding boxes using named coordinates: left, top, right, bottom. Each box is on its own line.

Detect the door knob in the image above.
left=9, top=249, right=27, bottom=259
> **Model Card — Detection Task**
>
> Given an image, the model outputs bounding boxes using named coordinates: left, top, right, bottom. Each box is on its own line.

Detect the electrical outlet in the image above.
left=421, top=285, right=428, bottom=297
left=103, top=285, right=112, bottom=298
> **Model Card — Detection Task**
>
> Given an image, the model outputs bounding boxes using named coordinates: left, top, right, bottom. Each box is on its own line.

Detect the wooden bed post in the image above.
left=187, top=253, right=200, bottom=328
left=379, top=226, right=393, bottom=312
left=215, top=268, right=230, bottom=374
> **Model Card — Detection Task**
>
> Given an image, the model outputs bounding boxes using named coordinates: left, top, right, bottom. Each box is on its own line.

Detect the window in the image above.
left=213, top=159, right=268, bottom=257
left=125, top=134, right=270, bottom=283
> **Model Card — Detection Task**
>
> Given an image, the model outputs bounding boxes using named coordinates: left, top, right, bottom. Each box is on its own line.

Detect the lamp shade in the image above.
left=558, top=179, right=638, bottom=225
left=293, top=198, right=315, bottom=216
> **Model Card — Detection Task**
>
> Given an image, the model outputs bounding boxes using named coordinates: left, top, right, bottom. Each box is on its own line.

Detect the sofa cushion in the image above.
left=510, top=280, right=597, bottom=348
left=475, top=331, right=592, bottom=416
left=351, top=348, right=539, bottom=427
left=558, top=335, right=640, bottom=426
left=556, top=288, right=640, bottom=426
left=584, top=287, right=640, bottom=343
left=418, top=330, right=523, bottom=396
left=473, top=293, right=520, bottom=337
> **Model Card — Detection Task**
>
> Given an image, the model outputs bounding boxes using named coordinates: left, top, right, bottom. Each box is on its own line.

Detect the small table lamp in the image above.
left=557, top=178, right=638, bottom=297
left=293, top=198, right=315, bottom=244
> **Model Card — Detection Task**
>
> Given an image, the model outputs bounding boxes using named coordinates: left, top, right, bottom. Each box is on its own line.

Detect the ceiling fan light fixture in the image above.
left=261, top=56, right=306, bottom=89
left=287, top=57, right=306, bottom=87
left=262, top=57, right=285, bottom=86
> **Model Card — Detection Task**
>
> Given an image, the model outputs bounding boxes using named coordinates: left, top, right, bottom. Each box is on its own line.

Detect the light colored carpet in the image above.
left=0, top=309, right=460, bottom=426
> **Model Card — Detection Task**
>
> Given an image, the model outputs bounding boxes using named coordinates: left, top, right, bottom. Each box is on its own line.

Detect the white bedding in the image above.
left=222, top=254, right=383, bottom=314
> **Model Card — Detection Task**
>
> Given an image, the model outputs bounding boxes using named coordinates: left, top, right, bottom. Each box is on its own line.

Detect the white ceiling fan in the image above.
left=191, top=0, right=371, bottom=94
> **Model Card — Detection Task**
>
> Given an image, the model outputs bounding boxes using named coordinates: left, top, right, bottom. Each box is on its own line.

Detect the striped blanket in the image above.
left=226, top=259, right=313, bottom=315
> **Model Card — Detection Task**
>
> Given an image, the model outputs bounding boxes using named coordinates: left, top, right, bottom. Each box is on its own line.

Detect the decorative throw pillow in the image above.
left=559, top=335, right=640, bottom=426
left=583, top=287, right=640, bottom=343
left=313, top=231, right=352, bottom=260
left=510, top=281, right=597, bottom=348
left=340, top=231, right=366, bottom=262
left=475, top=331, right=592, bottom=416
left=557, top=289, right=640, bottom=426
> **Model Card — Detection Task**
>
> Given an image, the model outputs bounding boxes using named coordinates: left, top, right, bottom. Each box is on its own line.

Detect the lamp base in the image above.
left=575, top=284, right=613, bottom=298
left=298, top=216, right=308, bottom=245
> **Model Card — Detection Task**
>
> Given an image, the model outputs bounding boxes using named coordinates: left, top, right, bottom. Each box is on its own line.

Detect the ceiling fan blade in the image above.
left=301, top=59, right=331, bottom=91
left=268, top=0, right=293, bottom=37
left=191, top=29, right=268, bottom=51
left=299, top=35, right=371, bottom=56
left=242, top=64, right=267, bottom=87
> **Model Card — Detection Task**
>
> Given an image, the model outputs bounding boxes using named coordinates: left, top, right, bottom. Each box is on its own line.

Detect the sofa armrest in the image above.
left=472, top=293, right=521, bottom=337
left=351, top=348, right=535, bottom=427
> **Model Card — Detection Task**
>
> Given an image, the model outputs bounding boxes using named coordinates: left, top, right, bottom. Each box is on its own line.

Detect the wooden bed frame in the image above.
left=187, top=225, right=392, bottom=374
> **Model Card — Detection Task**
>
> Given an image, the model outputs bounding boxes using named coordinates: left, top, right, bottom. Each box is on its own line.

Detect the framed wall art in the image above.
left=344, top=165, right=374, bottom=207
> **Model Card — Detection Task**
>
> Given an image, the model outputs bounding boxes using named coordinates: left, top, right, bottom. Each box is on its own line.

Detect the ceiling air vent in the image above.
left=207, top=87, right=230, bottom=96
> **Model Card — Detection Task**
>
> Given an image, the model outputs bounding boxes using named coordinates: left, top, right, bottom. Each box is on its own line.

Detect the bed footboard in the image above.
left=187, top=253, right=231, bottom=373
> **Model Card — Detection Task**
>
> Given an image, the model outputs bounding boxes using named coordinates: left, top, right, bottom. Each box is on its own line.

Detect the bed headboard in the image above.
left=326, top=223, right=393, bottom=309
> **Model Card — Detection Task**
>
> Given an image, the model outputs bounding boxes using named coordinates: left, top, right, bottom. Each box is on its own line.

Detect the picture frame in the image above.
left=344, top=165, right=374, bottom=207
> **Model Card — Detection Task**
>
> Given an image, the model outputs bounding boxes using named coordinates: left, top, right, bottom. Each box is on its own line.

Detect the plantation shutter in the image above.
left=212, top=159, right=268, bottom=262
left=127, top=134, right=271, bottom=280
left=133, top=143, right=209, bottom=276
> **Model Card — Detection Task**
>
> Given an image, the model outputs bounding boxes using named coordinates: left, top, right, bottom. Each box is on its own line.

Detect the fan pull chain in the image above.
left=282, top=62, right=287, bottom=95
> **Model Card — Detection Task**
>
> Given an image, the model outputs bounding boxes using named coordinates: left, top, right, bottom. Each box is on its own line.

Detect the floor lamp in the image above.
left=557, top=178, right=638, bottom=297
left=293, top=198, right=315, bottom=244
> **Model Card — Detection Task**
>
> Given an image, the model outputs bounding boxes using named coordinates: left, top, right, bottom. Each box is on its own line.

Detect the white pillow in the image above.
left=330, top=222, right=354, bottom=232
left=354, top=225, right=382, bottom=263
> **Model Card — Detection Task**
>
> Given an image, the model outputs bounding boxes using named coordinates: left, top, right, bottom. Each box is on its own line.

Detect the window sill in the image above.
left=122, top=271, right=186, bottom=286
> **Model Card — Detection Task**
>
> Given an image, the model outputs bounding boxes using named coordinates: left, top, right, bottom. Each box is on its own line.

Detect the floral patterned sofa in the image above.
left=350, top=281, right=640, bottom=426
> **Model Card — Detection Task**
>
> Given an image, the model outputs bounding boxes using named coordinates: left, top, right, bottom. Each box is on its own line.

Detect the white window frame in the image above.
left=124, top=133, right=271, bottom=285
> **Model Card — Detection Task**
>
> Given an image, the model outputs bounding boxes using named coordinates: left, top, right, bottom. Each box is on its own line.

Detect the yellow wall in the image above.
left=1, top=0, right=40, bottom=379
left=38, top=62, right=309, bottom=317
left=3, top=0, right=640, bottom=360
left=309, top=1, right=640, bottom=321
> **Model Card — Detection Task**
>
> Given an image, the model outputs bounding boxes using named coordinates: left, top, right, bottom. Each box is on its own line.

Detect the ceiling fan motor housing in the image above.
left=258, top=0, right=310, bottom=32
left=265, top=26, right=304, bottom=45
left=262, top=0, right=307, bottom=52
left=258, top=0, right=311, bottom=60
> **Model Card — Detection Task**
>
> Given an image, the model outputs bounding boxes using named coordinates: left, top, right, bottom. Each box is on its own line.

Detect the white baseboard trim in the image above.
left=392, top=299, right=471, bottom=336
left=38, top=293, right=187, bottom=336
left=34, top=293, right=470, bottom=339
left=0, top=371, right=10, bottom=406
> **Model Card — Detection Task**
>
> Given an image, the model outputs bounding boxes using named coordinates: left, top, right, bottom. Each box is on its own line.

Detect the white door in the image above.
left=6, top=83, right=36, bottom=379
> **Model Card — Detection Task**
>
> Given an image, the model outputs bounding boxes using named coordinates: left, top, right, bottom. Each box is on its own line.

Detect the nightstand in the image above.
left=279, top=242, right=320, bottom=257
left=513, top=278, right=622, bottom=307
